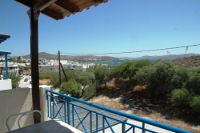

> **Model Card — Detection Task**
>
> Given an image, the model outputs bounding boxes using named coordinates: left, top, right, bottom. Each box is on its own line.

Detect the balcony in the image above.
left=0, top=88, right=192, bottom=133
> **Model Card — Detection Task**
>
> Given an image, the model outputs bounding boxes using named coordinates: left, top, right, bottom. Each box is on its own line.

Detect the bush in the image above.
left=8, top=73, right=21, bottom=89
left=49, top=69, right=75, bottom=88
left=59, top=79, right=82, bottom=98
left=171, top=88, right=191, bottom=106
left=134, top=60, right=175, bottom=98
left=185, top=67, right=200, bottom=95
left=50, top=73, right=61, bottom=88
left=74, top=71, right=95, bottom=89
left=190, top=95, right=200, bottom=113
left=83, top=84, right=96, bottom=98
left=171, top=67, right=188, bottom=89
left=112, top=60, right=151, bottom=80
left=94, top=65, right=112, bottom=87
left=39, top=72, right=55, bottom=79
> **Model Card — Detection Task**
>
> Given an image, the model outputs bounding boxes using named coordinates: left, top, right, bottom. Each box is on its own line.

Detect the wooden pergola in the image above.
left=15, top=0, right=108, bottom=123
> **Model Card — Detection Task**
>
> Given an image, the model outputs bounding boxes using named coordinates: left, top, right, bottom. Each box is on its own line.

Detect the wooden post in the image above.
left=30, top=3, right=41, bottom=123
left=58, top=50, right=61, bottom=84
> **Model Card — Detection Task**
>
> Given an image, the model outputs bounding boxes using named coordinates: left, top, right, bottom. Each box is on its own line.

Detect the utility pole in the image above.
left=58, top=50, right=61, bottom=84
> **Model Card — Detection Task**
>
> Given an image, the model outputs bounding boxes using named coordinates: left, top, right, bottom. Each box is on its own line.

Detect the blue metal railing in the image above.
left=46, top=89, right=191, bottom=133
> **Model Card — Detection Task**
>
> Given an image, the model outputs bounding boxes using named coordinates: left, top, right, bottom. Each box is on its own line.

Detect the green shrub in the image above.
left=171, top=88, right=191, bottom=106
left=50, top=73, right=61, bottom=88
left=64, top=69, right=76, bottom=80
left=112, top=60, right=151, bottom=80
left=83, top=84, right=96, bottom=98
left=171, top=67, right=188, bottom=89
left=94, top=65, right=112, bottom=87
left=74, top=71, right=95, bottom=89
left=8, top=73, right=21, bottom=89
left=190, top=95, right=200, bottom=113
left=49, top=70, right=75, bottom=88
left=39, top=72, right=55, bottom=79
left=134, top=60, right=175, bottom=98
left=59, top=79, right=82, bottom=98
left=185, top=67, right=200, bottom=95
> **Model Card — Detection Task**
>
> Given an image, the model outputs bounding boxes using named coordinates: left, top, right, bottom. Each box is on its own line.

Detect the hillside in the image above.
left=23, top=52, right=118, bottom=61
left=22, top=52, right=199, bottom=62
left=135, top=53, right=199, bottom=60
left=172, top=55, right=200, bottom=67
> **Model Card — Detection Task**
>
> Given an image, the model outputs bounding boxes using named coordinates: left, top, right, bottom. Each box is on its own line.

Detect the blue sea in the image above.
left=89, top=59, right=156, bottom=66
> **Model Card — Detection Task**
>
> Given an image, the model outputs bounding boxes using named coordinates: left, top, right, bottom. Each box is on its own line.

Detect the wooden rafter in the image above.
left=54, top=0, right=80, bottom=13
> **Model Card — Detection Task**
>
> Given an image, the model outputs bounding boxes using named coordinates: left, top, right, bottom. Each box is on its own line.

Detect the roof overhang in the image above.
left=0, top=34, right=11, bottom=44
left=15, top=0, right=108, bottom=20
left=0, top=51, right=11, bottom=56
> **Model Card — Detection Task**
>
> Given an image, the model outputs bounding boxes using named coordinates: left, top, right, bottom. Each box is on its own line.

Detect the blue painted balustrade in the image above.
left=46, top=89, right=191, bottom=133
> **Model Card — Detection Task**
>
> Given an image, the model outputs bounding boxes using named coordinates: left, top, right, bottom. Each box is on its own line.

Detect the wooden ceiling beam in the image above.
left=54, top=0, right=80, bottom=13
left=41, top=8, right=64, bottom=20
left=34, top=0, right=57, bottom=12
left=92, top=0, right=107, bottom=3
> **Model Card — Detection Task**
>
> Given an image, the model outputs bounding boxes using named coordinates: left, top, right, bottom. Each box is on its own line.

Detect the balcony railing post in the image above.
left=67, top=98, right=70, bottom=125
left=122, top=123, right=125, bottom=133
left=96, top=113, right=98, bottom=133
left=52, top=98, right=55, bottom=119
left=142, top=122, right=145, bottom=133
left=90, top=112, right=92, bottom=133
left=72, top=104, right=74, bottom=127
left=102, top=116, right=105, bottom=133
left=64, top=101, right=66, bottom=123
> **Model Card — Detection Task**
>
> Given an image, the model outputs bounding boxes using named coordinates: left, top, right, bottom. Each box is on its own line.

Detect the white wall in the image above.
left=40, top=87, right=50, bottom=121
left=0, top=79, right=12, bottom=90
left=0, top=87, right=50, bottom=132
left=0, top=88, right=32, bottom=132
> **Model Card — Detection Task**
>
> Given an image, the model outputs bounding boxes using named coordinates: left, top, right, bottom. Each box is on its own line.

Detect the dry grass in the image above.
left=39, top=79, right=50, bottom=84
left=90, top=95, right=199, bottom=133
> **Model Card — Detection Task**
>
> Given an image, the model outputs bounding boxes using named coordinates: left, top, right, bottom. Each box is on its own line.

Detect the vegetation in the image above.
left=94, top=65, right=112, bottom=87
left=112, top=60, right=151, bottom=80
left=185, top=67, right=200, bottom=95
left=83, top=84, right=96, bottom=98
left=8, top=73, right=21, bottom=88
left=171, top=88, right=191, bottom=106
left=134, top=60, right=175, bottom=98
left=40, top=71, right=56, bottom=79
left=38, top=60, right=200, bottom=117
left=190, top=95, right=200, bottom=113
left=74, top=70, right=95, bottom=90
left=59, top=79, right=82, bottom=98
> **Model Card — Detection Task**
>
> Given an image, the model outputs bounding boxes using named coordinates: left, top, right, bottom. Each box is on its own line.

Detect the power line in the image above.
left=60, top=43, right=200, bottom=56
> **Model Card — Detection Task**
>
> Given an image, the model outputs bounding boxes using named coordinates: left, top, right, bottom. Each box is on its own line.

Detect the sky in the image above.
left=0, top=0, right=200, bottom=58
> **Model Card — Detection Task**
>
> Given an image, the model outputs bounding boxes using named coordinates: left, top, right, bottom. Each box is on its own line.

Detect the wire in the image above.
left=60, top=43, right=200, bottom=56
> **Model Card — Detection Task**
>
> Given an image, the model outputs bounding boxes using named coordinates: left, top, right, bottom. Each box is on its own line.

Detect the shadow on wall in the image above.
left=0, top=88, right=33, bottom=132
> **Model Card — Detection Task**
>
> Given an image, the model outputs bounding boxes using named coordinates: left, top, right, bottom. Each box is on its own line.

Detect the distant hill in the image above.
left=23, top=52, right=119, bottom=61
left=133, top=53, right=199, bottom=61
left=22, top=52, right=199, bottom=62
left=23, top=52, right=56, bottom=60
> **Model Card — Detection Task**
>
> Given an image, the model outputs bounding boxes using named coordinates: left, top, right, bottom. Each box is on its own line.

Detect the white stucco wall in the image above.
left=40, top=87, right=50, bottom=121
left=0, top=88, right=32, bottom=133
left=0, top=79, right=12, bottom=90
